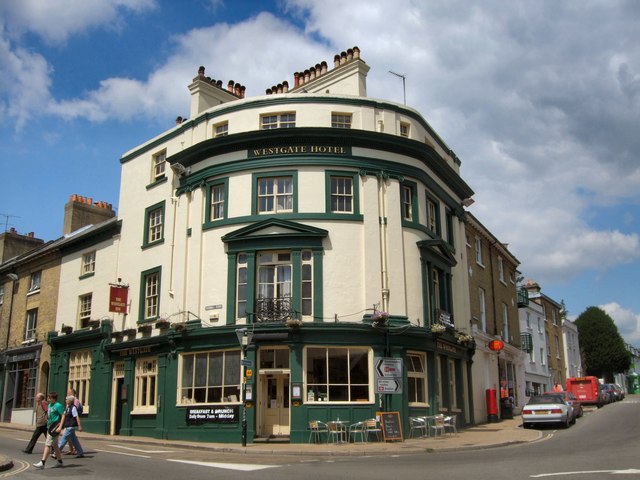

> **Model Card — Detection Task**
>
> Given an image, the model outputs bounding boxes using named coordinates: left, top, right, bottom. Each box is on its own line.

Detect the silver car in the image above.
left=522, top=394, right=575, bottom=429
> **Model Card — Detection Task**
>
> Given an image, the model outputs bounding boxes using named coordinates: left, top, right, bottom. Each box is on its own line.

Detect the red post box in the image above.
left=486, top=388, right=499, bottom=423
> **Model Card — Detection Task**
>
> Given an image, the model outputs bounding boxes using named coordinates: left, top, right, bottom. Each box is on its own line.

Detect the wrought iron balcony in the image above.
left=517, top=287, right=529, bottom=308
left=255, top=296, right=294, bottom=323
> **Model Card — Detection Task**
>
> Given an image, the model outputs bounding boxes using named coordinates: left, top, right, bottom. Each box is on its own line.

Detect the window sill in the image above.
left=130, top=408, right=157, bottom=415
left=141, top=239, right=165, bottom=250
left=27, top=289, right=40, bottom=296
left=79, top=272, right=95, bottom=280
left=146, top=176, right=167, bottom=190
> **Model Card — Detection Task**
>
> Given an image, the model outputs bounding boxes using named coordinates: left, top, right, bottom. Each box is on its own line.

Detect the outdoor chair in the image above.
left=430, top=414, right=446, bottom=437
left=409, top=416, right=428, bottom=438
left=364, top=418, right=382, bottom=442
left=444, top=414, right=458, bottom=435
left=308, top=420, right=328, bottom=443
left=348, top=421, right=367, bottom=443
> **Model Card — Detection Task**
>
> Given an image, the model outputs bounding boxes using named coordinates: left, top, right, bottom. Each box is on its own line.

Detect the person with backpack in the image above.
left=61, top=387, right=83, bottom=455
left=32, top=392, right=64, bottom=469
left=57, top=395, right=84, bottom=458
left=22, top=393, right=48, bottom=454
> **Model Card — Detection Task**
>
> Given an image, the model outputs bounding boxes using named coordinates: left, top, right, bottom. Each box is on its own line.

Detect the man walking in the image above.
left=32, top=392, right=64, bottom=469
left=22, top=393, right=48, bottom=454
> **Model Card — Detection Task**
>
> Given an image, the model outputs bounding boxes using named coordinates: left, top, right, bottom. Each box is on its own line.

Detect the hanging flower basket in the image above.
left=371, top=310, right=390, bottom=325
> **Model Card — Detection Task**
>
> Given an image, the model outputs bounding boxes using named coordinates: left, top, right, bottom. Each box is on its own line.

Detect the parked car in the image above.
left=608, top=383, right=625, bottom=401
left=522, top=394, right=576, bottom=429
left=600, top=383, right=615, bottom=404
left=544, top=391, right=583, bottom=418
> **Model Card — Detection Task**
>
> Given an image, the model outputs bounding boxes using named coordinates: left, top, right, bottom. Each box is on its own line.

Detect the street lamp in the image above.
left=235, top=328, right=254, bottom=446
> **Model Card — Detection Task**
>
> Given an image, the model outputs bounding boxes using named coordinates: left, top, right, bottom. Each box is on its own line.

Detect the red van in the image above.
left=566, top=376, right=602, bottom=408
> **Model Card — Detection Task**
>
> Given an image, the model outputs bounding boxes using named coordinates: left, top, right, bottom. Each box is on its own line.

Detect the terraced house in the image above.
left=47, top=47, right=478, bottom=443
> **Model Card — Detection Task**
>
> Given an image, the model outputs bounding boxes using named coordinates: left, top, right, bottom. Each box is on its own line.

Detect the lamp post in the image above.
left=235, top=328, right=253, bottom=446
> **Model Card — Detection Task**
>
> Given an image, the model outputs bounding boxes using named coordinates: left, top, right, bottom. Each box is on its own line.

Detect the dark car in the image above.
left=544, top=391, right=583, bottom=418
left=608, top=383, right=624, bottom=401
left=599, top=384, right=614, bottom=404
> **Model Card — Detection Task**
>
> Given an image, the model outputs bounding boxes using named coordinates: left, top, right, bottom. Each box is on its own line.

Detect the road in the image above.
left=1, top=397, right=639, bottom=480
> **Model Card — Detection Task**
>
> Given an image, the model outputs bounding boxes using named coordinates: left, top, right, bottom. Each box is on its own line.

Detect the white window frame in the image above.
left=78, top=293, right=92, bottom=328
left=426, top=198, right=438, bottom=232
left=402, top=185, right=413, bottom=221
left=214, top=121, right=229, bottom=137
left=133, top=357, right=158, bottom=414
left=210, top=184, right=225, bottom=220
left=330, top=176, right=353, bottom=213
left=0, top=285, right=4, bottom=305
left=177, top=349, right=241, bottom=405
left=304, top=346, right=372, bottom=403
left=28, top=271, right=41, bottom=293
left=236, top=254, right=247, bottom=320
left=502, top=303, right=509, bottom=342
left=475, top=238, right=483, bottom=266
left=68, top=350, right=91, bottom=413
left=300, top=250, right=313, bottom=319
left=144, top=271, right=159, bottom=320
left=148, top=207, right=163, bottom=243
left=498, top=257, right=505, bottom=283
left=478, top=288, right=487, bottom=332
left=25, top=308, right=37, bottom=340
left=261, top=112, right=296, bottom=129
left=331, top=113, right=352, bottom=129
left=400, top=122, right=410, bottom=138
left=407, top=352, right=428, bottom=406
left=81, top=251, right=96, bottom=276
left=448, top=358, right=458, bottom=410
left=257, top=176, right=293, bottom=213
left=152, top=150, right=166, bottom=182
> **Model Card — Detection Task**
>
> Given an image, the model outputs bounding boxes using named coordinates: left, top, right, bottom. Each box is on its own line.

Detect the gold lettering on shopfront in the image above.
left=250, top=145, right=347, bottom=157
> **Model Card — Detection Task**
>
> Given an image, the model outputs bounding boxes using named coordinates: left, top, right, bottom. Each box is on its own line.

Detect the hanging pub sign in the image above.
left=488, top=339, right=505, bottom=352
left=109, top=285, right=129, bottom=313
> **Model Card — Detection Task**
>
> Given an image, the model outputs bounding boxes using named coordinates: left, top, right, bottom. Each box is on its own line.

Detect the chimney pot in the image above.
left=282, top=81, right=289, bottom=93
left=304, top=69, right=310, bottom=83
left=198, top=66, right=205, bottom=76
left=334, top=54, right=340, bottom=68
left=294, top=72, right=300, bottom=88
left=353, top=46, right=360, bottom=58
left=240, top=86, right=246, bottom=98
left=347, top=48, right=353, bottom=61
left=321, top=61, right=328, bottom=75
left=340, top=51, right=347, bottom=65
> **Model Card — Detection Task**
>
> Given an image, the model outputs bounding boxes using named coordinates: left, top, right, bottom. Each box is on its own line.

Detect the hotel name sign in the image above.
left=248, top=144, right=350, bottom=158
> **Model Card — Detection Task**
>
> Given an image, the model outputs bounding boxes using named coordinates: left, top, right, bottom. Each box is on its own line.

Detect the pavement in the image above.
left=0, top=416, right=541, bottom=471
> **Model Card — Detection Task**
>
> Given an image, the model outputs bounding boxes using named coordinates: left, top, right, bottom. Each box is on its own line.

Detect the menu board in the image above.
left=380, top=412, right=403, bottom=442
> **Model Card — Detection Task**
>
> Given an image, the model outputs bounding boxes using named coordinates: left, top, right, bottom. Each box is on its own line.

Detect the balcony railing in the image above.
left=517, top=287, right=529, bottom=308
left=255, top=296, right=294, bottom=323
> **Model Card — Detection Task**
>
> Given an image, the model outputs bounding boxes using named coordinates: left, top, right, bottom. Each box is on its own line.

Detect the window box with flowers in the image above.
left=371, top=310, right=389, bottom=326
left=430, top=323, right=446, bottom=334
left=456, top=332, right=473, bottom=345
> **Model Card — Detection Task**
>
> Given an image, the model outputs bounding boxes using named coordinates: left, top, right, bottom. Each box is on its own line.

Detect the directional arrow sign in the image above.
left=374, top=357, right=403, bottom=394
left=375, top=358, right=402, bottom=378
left=377, top=379, right=402, bottom=393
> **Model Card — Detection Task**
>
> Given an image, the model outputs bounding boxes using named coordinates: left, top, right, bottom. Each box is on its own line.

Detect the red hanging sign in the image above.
left=109, top=286, right=129, bottom=313
left=488, top=339, right=504, bottom=352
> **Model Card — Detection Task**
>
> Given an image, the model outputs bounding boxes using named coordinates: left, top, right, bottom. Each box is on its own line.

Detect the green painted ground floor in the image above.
left=21, top=319, right=475, bottom=443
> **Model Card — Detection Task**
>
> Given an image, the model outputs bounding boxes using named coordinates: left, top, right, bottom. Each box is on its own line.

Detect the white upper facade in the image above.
left=57, top=47, right=474, bottom=337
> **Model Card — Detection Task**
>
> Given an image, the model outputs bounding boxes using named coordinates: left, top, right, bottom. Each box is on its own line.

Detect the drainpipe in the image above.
left=377, top=174, right=390, bottom=311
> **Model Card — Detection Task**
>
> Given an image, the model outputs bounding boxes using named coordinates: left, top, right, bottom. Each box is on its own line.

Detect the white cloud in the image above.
left=0, top=0, right=156, bottom=44
left=3, top=0, right=640, bottom=296
left=600, top=302, right=640, bottom=347
left=0, top=30, right=51, bottom=130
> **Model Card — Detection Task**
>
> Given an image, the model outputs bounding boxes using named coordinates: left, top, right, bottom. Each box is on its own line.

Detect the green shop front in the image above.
left=47, top=318, right=474, bottom=443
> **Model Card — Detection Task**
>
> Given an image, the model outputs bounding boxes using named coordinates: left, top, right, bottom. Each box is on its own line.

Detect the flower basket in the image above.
left=371, top=310, right=389, bottom=326
left=430, top=323, right=446, bottom=334
left=456, top=333, right=473, bottom=344
left=285, top=318, right=302, bottom=329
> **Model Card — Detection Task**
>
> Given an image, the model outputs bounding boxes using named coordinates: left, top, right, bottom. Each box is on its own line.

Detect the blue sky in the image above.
left=1, top=0, right=639, bottom=346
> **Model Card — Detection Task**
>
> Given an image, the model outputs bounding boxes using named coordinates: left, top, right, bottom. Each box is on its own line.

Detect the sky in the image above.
left=1, top=0, right=639, bottom=347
